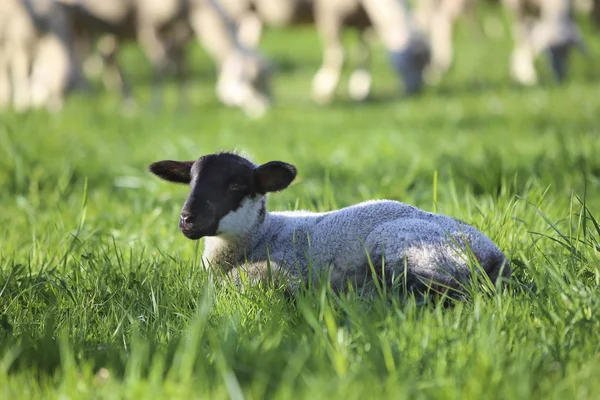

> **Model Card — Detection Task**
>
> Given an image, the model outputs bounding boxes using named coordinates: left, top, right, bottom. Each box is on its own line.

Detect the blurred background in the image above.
left=1, top=0, right=598, bottom=115
left=0, top=0, right=599, bottom=258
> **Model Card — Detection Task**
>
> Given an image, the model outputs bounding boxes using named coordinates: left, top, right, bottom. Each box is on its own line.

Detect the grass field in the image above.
left=1, top=10, right=600, bottom=399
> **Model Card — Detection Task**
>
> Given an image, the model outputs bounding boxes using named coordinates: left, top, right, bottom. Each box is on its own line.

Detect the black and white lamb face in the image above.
left=149, top=152, right=296, bottom=240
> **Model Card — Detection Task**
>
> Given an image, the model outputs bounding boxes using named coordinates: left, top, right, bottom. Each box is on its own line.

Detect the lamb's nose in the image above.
left=179, top=213, right=196, bottom=227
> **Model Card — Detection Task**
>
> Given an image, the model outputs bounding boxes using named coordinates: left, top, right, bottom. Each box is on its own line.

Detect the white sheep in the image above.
left=0, top=0, right=80, bottom=112
left=216, top=0, right=430, bottom=104
left=56, top=0, right=272, bottom=116
left=504, top=0, right=586, bottom=85
left=413, top=0, right=586, bottom=86
left=149, top=152, right=510, bottom=298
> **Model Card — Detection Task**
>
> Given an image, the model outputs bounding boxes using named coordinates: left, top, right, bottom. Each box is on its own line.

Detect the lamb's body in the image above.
left=149, top=151, right=509, bottom=298
left=204, top=198, right=508, bottom=294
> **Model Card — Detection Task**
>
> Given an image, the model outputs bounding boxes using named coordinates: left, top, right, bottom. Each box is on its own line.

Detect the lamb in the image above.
left=216, top=0, right=430, bottom=104
left=149, top=152, right=510, bottom=298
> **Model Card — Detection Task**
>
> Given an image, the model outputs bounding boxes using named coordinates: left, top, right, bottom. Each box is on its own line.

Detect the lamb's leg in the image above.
left=482, top=250, right=511, bottom=286
left=383, top=242, right=508, bottom=299
left=226, top=261, right=301, bottom=295
left=348, top=29, right=372, bottom=102
left=312, top=4, right=345, bottom=105
left=364, top=223, right=476, bottom=299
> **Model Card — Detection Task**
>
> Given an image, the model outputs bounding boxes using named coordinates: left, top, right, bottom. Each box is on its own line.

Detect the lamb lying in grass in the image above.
left=150, top=152, right=510, bottom=298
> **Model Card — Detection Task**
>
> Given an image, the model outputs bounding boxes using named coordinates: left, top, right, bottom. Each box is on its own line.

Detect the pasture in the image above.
left=1, top=12, right=600, bottom=400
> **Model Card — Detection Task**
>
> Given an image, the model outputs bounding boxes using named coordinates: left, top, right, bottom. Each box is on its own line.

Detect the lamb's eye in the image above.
left=228, top=183, right=247, bottom=192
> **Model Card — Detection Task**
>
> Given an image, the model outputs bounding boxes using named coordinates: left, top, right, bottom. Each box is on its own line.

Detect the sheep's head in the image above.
left=389, top=33, right=431, bottom=95
left=149, top=152, right=296, bottom=240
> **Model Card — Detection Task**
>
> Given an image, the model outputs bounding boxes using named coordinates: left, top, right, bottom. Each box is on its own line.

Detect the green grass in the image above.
left=1, top=10, right=600, bottom=399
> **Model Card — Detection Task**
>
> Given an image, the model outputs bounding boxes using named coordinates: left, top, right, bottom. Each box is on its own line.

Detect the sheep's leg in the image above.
left=237, top=11, right=263, bottom=49
left=312, top=8, right=345, bottom=105
left=171, top=39, right=189, bottom=112
left=9, top=45, right=31, bottom=112
left=348, top=28, right=372, bottom=102
left=189, top=0, right=237, bottom=65
left=137, top=24, right=169, bottom=110
left=97, top=35, right=135, bottom=109
left=71, top=32, right=97, bottom=94
left=509, top=17, right=538, bottom=85
left=428, top=0, right=469, bottom=79
left=188, top=2, right=239, bottom=105
left=429, top=3, right=455, bottom=76
left=593, top=0, right=600, bottom=28
left=30, top=35, right=68, bottom=112
left=536, top=0, right=584, bottom=82
left=360, top=0, right=427, bottom=95
left=0, top=48, right=10, bottom=109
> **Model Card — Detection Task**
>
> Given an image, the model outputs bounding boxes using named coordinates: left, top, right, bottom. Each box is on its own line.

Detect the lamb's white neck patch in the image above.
left=216, top=196, right=263, bottom=238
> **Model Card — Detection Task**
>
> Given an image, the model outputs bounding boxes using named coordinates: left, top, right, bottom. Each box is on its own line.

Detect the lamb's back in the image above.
left=254, top=200, right=454, bottom=269
left=250, top=200, right=508, bottom=289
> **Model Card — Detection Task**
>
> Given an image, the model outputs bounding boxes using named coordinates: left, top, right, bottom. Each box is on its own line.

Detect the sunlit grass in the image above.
left=1, top=10, right=599, bottom=399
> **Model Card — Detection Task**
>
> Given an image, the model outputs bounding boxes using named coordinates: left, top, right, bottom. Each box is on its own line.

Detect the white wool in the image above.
left=203, top=197, right=509, bottom=294
left=216, top=196, right=262, bottom=238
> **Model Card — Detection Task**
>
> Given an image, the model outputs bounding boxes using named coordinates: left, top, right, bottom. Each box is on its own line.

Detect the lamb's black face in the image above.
left=149, top=152, right=297, bottom=240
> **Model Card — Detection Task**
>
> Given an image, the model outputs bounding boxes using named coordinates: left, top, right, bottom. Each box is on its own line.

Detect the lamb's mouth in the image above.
left=180, top=221, right=217, bottom=240
left=181, top=227, right=204, bottom=240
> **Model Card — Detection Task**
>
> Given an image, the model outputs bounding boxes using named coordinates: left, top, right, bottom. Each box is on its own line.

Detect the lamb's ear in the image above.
left=254, top=161, right=297, bottom=193
left=148, top=160, right=194, bottom=184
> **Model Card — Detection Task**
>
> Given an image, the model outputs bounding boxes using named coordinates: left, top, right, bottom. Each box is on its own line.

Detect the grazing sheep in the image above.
left=218, top=0, right=430, bottom=103
left=149, top=152, right=510, bottom=298
left=0, top=0, right=80, bottom=112
left=57, top=0, right=272, bottom=115
left=504, top=0, right=586, bottom=85
left=413, top=0, right=585, bottom=85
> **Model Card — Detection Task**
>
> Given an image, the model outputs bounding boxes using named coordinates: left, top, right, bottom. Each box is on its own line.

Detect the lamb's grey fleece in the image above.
left=203, top=196, right=509, bottom=295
